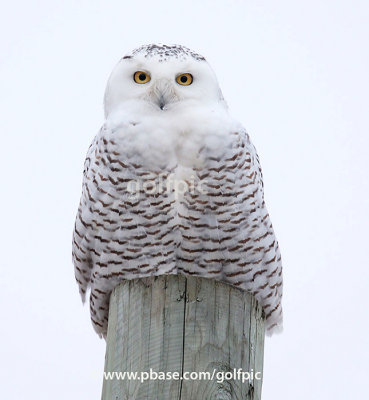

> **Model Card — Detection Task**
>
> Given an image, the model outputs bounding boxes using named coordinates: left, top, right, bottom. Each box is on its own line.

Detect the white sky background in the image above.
left=0, top=0, right=368, bottom=398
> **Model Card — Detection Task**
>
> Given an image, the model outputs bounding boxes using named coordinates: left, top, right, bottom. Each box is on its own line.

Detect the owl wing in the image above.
left=243, top=132, right=283, bottom=334
left=72, top=132, right=100, bottom=302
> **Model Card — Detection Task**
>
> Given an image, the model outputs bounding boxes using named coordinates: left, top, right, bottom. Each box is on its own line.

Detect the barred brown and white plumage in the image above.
left=72, top=44, right=283, bottom=337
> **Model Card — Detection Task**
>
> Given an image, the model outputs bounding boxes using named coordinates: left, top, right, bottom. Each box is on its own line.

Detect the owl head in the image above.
left=104, top=44, right=226, bottom=118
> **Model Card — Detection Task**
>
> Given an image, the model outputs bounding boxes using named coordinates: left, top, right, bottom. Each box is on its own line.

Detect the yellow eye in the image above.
left=176, top=73, right=193, bottom=86
left=133, top=71, right=151, bottom=84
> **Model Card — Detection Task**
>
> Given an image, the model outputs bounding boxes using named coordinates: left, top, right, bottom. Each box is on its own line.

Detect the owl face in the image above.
left=104, top=44, right=225, bottom=117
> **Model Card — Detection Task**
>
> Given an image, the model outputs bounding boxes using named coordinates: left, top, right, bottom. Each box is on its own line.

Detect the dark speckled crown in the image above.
left=123, top=44, right=206, bottom=62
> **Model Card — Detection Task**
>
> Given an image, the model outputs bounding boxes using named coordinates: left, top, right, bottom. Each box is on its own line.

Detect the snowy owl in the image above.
left=72, top=44, right=283, bottom=338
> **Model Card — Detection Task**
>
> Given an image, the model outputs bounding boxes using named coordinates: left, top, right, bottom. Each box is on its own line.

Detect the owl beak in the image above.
left=158, top=94, right=166, bottom=110
left=151, top=79, right=175, bottom=111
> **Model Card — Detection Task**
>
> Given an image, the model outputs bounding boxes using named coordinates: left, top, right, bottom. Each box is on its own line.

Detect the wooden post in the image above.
left=102, top=275, right=265, bottom=400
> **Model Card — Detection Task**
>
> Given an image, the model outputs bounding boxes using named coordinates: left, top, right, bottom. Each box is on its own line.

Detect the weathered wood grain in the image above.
left=102, top=275, right=265, bottom=400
